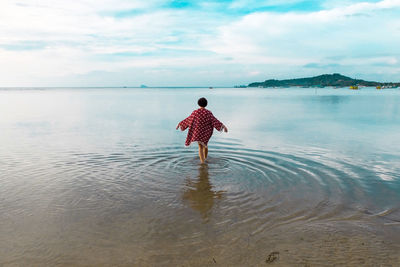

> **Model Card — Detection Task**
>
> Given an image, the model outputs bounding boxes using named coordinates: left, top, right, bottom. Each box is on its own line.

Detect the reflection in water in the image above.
left=1, top=88, right=400, bottom=265
left=318, top=95, right=347, bottom=105
left=182, top=164, right=224, bottom=221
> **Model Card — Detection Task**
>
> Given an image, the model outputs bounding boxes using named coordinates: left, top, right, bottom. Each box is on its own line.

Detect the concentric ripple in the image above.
left=128, top=143, right=400, bottom=225
left=1, top=140, right=400, bottom=266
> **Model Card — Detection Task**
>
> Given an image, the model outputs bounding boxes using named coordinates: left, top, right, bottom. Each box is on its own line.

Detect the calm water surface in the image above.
left=1, top=87, right=399, bottom=266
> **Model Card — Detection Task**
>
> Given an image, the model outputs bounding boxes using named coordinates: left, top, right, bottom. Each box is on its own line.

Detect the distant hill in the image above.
left=247, top=73, right=400, bottom=88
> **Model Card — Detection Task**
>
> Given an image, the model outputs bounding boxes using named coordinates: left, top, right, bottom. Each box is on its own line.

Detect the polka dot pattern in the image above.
left=178, top=108, right=224, bottom=147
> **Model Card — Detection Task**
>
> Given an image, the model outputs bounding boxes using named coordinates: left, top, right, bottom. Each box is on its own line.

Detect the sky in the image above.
left=0, top=0, right=399, bottom=87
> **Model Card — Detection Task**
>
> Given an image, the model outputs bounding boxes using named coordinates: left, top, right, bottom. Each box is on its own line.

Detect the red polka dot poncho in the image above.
left=178, top=108, right=226, bottom=147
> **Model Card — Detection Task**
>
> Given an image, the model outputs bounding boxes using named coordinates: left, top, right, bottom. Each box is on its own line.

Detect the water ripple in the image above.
left=1, top=141, right=399, bottom=265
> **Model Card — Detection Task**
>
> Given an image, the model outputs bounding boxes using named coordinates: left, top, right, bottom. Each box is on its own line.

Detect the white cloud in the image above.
left=0, top=1, right=220, bottom=85
left=204, top=0, right=400, bottom=80
left=0, top=0, right=400, bottom=86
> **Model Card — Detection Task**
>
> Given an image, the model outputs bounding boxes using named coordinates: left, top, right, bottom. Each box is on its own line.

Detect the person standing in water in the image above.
left=176, top=97, right=228, bottom=163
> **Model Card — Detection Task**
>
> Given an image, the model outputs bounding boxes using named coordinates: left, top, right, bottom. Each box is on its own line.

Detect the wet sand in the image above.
left=2, top=197, right=399, bottom=266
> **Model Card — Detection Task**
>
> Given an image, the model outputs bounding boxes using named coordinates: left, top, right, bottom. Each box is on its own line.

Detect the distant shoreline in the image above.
left=0, top=85, right=399, bottom=90
left=244, top=73, right=400, bottom=88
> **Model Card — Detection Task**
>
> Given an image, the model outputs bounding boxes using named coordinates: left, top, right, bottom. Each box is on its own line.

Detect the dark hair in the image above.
left=198, top=97, right=208, bottom=107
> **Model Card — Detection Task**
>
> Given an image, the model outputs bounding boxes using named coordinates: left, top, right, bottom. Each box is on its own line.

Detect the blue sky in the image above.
left=0, top=0, right=399, bottom=86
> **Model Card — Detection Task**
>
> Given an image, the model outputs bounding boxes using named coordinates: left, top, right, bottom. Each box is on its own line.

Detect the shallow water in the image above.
left=0, top=87, right=399, bottom=266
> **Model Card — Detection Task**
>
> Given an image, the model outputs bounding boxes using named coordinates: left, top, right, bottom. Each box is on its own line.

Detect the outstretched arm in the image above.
left=211, top=114, right=227, bottom=133
left=176, top=111, right=195, bottom=131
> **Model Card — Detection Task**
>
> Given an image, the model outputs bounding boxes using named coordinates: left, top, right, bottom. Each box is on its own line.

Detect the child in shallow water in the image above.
left=176, top=97, right=228, bottom=163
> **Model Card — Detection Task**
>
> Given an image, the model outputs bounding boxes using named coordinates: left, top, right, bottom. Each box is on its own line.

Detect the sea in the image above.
left=0, top=87, right=399, bottom=265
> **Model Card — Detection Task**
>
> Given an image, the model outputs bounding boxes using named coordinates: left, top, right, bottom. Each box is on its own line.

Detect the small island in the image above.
left=246, top=73, right=400, bottom=88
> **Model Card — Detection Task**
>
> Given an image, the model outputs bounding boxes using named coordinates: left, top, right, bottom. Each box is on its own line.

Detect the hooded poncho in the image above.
left=178, top=108, right=225, bottom=147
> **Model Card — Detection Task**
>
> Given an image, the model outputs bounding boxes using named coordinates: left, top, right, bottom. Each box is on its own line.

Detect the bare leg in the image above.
left=203, top=146, right=208, bottom=159
left=198, top=143, right=205, bottom=163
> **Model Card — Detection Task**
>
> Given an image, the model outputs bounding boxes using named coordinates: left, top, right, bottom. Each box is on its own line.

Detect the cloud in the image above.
left=204, top=0, right=400, bottom=80
left=0, top=0, right=400, bottom=86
